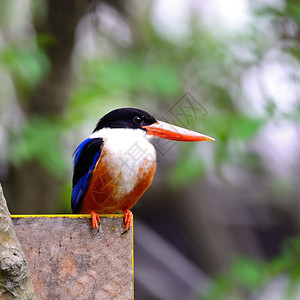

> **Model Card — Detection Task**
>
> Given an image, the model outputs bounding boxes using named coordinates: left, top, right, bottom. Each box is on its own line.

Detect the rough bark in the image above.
left=0, top=184, right=35, bottom=299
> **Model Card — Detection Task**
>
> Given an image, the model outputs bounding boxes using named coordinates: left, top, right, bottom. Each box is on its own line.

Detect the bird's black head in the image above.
left=93, top=108, right=157, bottom=132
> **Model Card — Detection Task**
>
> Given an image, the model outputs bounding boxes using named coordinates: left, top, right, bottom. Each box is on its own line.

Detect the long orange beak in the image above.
left=142, top=121, right=215, bottom=142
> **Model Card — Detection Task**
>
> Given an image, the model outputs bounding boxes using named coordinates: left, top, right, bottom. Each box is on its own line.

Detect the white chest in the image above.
left=90, top=128, right=157, bottom=197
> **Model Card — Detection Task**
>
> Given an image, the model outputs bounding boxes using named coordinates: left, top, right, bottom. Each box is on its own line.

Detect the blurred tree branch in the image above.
left=0, top=184, right=35, bottom=299
left=30, top=0, right=93, bottom=115
left=5, top=0, right=94, bottom=213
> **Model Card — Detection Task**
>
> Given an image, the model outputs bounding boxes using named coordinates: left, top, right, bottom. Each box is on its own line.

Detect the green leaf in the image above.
left=0, top=44, right=50, bottom=94
left=287, top=3, right=300, bottom=26
left=231, top=117, right=263, bottom=140
left=203, top=275, right=231, bottom=300
left=9, top=117, right=67, bottom=179
left=231, top=257, right=265, bottom=289
left=169, top=153, right=205, bottom=188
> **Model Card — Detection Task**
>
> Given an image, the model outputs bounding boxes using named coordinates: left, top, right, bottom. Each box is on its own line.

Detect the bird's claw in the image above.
left=121, top=228, right=130, bottom=235
left=122, top=209, right=133, bottom=235
left=90, top=210, right=100, bottom=230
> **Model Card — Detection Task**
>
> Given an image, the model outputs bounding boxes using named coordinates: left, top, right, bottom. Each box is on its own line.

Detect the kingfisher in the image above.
left=71, top=108, right=214, bottom=233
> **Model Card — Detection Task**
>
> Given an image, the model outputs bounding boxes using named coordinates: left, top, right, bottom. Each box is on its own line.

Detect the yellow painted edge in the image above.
left=11, top=214, right=124, bottom=218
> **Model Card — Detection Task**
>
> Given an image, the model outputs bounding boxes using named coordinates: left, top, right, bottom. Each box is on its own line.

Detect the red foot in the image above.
left=90, top=210, right=100, bottom=229
left=122, top=209, right=133, bottom=234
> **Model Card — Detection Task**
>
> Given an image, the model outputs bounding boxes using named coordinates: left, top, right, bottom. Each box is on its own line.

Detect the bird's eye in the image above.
left=133, top=116, right=144, bottom=125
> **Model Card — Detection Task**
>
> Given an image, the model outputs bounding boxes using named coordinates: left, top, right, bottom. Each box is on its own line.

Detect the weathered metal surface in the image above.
left=12, top=216, right=134, bottom=300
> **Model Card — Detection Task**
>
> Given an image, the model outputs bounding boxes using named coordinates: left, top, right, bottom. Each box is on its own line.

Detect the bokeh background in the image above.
left=1, top=0, right=300, bottom=299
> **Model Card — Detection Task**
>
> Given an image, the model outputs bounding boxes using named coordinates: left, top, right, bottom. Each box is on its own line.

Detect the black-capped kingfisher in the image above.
left=71, top=108, right=214, bottom=233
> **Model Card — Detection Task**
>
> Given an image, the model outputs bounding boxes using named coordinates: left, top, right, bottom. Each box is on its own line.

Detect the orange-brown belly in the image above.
left=80, top=157, right=156, bottom=214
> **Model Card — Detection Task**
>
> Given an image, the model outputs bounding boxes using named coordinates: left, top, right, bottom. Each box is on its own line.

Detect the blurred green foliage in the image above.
left=0, top=0, right=300, bottom=297
left=0, top=42, right=50, bottom=96
left=71, top=56, right=181, bottom=117
left=205, top=237, right=300, bottom=300
left=9, top=117, right=67, bottom=179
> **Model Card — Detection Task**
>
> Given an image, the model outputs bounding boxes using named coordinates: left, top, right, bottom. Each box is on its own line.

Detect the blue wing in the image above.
left=71, top=137, right=104, bottom=213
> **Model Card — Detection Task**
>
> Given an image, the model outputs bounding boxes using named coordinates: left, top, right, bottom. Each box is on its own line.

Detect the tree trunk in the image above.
left=0, top=184, right=35, bottom=299
left=4, top=0, right=92, bottom=214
